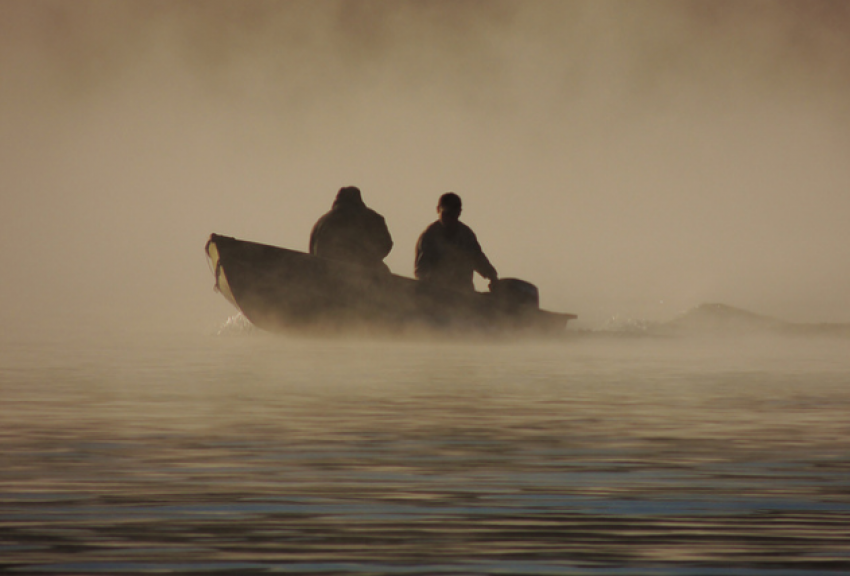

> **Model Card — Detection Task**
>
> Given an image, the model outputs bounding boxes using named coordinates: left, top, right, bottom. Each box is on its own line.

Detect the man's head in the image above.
left=333, top=186, right=364, bottom=208
left=437, top=192, right=462, bottom=228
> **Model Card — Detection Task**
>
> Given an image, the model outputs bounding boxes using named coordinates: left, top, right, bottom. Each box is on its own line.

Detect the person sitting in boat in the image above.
left=414, top=192, right=498, bottom=292
left=309, top=186, right=394, bottom=270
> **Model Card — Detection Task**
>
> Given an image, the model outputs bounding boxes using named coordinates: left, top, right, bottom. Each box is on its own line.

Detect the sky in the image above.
left=2, top=0, right=849, bottom=333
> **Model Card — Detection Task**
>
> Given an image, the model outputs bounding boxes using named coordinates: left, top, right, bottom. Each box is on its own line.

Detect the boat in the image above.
left=205, top=233, right=576, bottom=336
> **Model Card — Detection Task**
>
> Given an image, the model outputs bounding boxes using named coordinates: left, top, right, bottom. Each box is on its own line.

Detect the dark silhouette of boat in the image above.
left=205, top=233, right=576, bottom=335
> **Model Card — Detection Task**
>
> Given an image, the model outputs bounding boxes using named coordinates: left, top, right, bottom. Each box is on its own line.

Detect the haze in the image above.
left=2, top=1, right=849, bottom=334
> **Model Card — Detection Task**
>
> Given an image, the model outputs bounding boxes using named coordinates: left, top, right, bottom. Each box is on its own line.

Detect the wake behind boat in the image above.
left=205, top=234, right=576, bottom=336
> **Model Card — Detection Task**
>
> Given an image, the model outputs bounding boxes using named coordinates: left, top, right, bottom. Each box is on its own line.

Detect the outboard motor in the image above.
left=490, top=278, right=540, bottom=310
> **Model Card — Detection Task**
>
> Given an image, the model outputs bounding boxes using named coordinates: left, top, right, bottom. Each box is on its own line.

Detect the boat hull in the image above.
left=205, top=234, right=575, bottom=335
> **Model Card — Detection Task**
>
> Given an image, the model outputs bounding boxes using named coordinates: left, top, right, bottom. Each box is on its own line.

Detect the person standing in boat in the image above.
left=414, top=192, right=499, bottom=292
left=310, top=186, right=394, bottom=270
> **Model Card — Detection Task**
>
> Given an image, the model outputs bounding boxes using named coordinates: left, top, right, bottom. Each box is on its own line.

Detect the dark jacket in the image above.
left=310, top=193, right=393, bottom=269
left=414, top=220, right=497, bottom=292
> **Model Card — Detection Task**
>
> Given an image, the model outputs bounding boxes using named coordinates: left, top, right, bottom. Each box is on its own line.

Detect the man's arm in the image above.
left=467, top=227, right=498, bottom=281
left=474, top=251, right=498, bottom=282
left=374, top=214, right=393, bottom=259
left=414, top=229, right=434, bottom=280
left=308, top=218, right=322, bottom=255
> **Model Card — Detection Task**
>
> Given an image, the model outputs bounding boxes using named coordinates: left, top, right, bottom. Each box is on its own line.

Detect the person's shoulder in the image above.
left=457, top=221, right=476, bottom=236
left=312, top=209, right=333, bottom=227
left=417, top=220, right=441, bottom=240
left=365, top=206, right=387, bottom=221
left=423, top=220, right=443, bottom=234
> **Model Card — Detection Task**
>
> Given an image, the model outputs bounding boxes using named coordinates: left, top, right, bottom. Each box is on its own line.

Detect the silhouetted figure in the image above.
left=415, top=192, right=498, bottom=292
left=310, top=186, right=393, bottom=269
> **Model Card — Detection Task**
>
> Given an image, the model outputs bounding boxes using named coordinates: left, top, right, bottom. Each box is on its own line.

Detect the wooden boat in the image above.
left=205, top=233, right=576, bottom=335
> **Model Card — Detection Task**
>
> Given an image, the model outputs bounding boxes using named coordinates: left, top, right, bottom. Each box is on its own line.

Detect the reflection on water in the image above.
left=1, top=330, right=850, bottom=574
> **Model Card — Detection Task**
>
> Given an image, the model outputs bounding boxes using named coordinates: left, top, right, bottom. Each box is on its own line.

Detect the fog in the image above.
left=2, top=1, right=849, bottom=334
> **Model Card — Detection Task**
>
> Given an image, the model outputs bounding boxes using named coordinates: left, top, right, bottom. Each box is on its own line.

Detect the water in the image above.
left=2, top=321, right=850, bottom=574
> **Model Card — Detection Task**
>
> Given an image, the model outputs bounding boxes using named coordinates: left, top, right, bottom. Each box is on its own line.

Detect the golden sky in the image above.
left=2, top=1, right=849, bottom=331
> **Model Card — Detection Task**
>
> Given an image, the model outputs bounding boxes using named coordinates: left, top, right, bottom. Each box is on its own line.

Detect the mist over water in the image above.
left=2, top=329, right=850, bottom=574
left=2, top=1, right=849, bottom=332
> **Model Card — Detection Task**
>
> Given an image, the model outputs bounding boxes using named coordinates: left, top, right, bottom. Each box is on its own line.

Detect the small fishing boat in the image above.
left=205, top=233, right=576, bottom=335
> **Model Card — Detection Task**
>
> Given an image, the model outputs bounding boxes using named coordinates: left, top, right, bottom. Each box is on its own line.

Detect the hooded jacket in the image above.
left=309, top=187, right=393, bottom=269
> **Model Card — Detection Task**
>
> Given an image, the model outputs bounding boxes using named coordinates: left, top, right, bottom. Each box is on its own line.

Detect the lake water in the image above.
left=2, top=319, right=850, bottom=574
